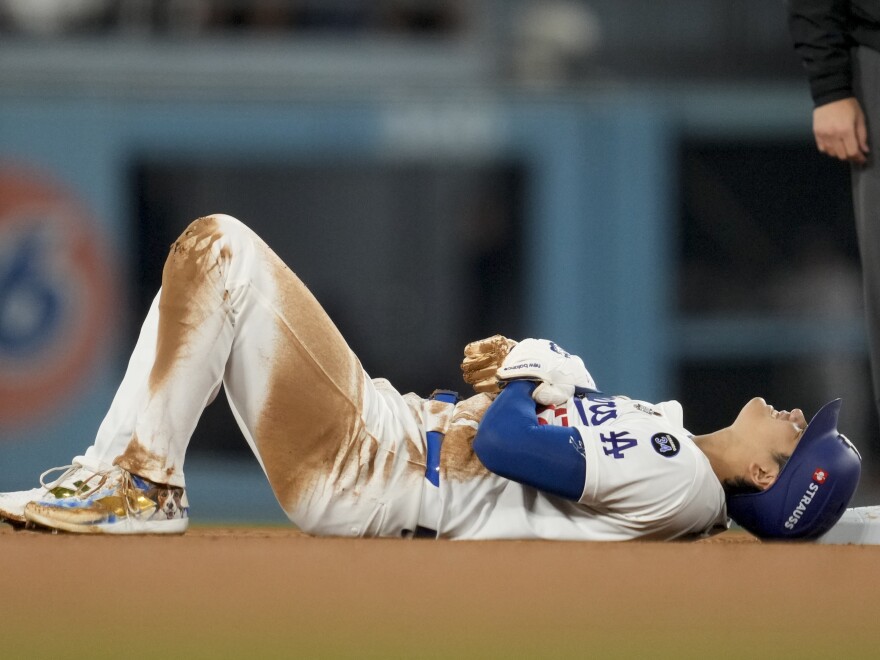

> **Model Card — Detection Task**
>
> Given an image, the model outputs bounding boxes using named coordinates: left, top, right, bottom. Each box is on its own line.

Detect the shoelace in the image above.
left=38, top=464, right=116, bottom=499
left=91, top=470, right=157, bottom=519
left=40, top=464, right=164, bottom=522
left=119, top=471, right=152, bottom=517
left=38, top=465, right=79, bottom=489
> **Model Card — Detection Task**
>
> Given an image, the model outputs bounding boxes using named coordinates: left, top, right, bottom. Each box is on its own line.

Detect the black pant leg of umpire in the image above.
left=852, top=45, right=880, bottom=428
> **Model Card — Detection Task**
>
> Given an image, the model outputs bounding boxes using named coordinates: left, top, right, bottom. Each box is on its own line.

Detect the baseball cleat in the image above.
left=24, top=468, right=189, bottom=535
left=0, top=464, right=100, bottom=526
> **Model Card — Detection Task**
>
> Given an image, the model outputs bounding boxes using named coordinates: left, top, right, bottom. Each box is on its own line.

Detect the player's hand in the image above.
left=461, top=335, right=518, bottom=394
left=813, top=97, right=870, bottom=165
left=497, top=338, right=596, bottom=405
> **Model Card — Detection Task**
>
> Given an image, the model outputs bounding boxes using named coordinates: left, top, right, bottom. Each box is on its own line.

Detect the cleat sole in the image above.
left=25, top=503, right=188, bottom=535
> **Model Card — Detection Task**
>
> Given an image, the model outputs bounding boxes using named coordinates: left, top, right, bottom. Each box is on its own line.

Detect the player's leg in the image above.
left=0, top=289, right=170, bottom=524
left=22, top=216, right=244, bottom=532
left=851, top=45, right=880, bottom=425
left=24, top=214, right=425, bottom=534
left=0, top=268, right=234, bottom=526
left=819, top=48, right=880, bottom=547
left=209, top=215, right=426, bottom=536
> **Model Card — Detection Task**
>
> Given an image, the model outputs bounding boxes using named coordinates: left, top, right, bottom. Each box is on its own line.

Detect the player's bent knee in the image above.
left=178, top=213, right=244, bottom=240
left=202, top=213, right=245, bottom=233
left=164, top=214, right=248, bottom=279
left=170, top=214, right=249, bottom=253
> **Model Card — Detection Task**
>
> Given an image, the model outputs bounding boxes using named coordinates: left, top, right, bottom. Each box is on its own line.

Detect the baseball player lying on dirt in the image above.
left=0, top=214, right=868, bottom=542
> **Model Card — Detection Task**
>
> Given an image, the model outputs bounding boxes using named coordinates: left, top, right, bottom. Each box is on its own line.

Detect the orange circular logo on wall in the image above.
left=0, top=167, right=117, bottom=427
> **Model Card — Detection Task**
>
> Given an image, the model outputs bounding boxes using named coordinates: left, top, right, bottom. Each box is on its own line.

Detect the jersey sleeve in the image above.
left=472, top=381, right=587, bottom=501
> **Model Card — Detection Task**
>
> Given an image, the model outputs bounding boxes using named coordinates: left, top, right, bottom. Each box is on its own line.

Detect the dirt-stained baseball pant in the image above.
left=74, top=214, right=431, bottom=537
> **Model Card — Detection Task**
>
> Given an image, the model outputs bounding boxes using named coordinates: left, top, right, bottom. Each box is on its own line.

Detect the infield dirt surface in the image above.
left=2, top=524, right=878, bottom=659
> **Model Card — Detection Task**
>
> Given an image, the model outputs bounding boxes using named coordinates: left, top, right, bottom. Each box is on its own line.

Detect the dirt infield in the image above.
left=1, top=524, right=878, bottom=659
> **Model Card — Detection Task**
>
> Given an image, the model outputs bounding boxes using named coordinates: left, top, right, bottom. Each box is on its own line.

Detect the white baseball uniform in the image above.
left=69, top=213, right=727, bottom=541
left=429, top=394, right=728, bottom=540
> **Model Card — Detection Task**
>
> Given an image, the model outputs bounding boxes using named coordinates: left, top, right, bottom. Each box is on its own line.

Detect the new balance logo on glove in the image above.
left=497, top=339, right=597, bottom=406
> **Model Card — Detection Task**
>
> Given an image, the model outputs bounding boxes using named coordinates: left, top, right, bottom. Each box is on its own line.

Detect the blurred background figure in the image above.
left=1, top=0, right=112, bottom=35
left=509, top=0, right=602, bottom=86
left=0, top=1, right=875, bottom=521
left=787, top=0, right=880, bottom=445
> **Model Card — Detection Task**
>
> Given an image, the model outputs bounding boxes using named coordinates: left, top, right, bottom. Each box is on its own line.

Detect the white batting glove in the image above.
left=497, top=338, right=596, bottom=405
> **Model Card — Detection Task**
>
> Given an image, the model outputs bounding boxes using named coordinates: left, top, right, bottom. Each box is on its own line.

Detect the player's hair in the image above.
left=721, top=451, right=791, bottom=497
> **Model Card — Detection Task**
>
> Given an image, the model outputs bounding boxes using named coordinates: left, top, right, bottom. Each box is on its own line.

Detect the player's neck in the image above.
left=692, top=427, right=742, bottom=484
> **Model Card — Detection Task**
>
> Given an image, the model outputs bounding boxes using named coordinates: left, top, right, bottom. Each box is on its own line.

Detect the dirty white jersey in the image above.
left=430, top=394, right=729, bottom=541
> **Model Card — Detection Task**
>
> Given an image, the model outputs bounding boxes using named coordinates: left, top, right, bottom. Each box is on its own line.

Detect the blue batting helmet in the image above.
left=726, top=399, right=861, bottom=541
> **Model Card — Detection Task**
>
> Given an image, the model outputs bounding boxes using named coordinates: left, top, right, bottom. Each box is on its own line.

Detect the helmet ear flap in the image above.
left=726, top=400, right=861, bottom=541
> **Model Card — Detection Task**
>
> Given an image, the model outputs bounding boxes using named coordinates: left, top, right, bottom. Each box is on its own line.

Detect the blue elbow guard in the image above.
left=474, top=381, right=586, bottom=501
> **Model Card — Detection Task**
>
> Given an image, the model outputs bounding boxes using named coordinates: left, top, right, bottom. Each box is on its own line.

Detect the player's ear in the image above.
left=748, top=462, right=777, bottom=491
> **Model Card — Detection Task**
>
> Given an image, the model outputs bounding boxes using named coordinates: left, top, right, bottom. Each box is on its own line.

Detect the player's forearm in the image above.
left=473, top=381, right=585, bottom=501
left=786, top=0, right=854, bottom=106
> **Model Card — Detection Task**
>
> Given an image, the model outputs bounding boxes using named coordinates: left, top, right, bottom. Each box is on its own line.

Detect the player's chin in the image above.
left=735, top=397, right=769, bottom=422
